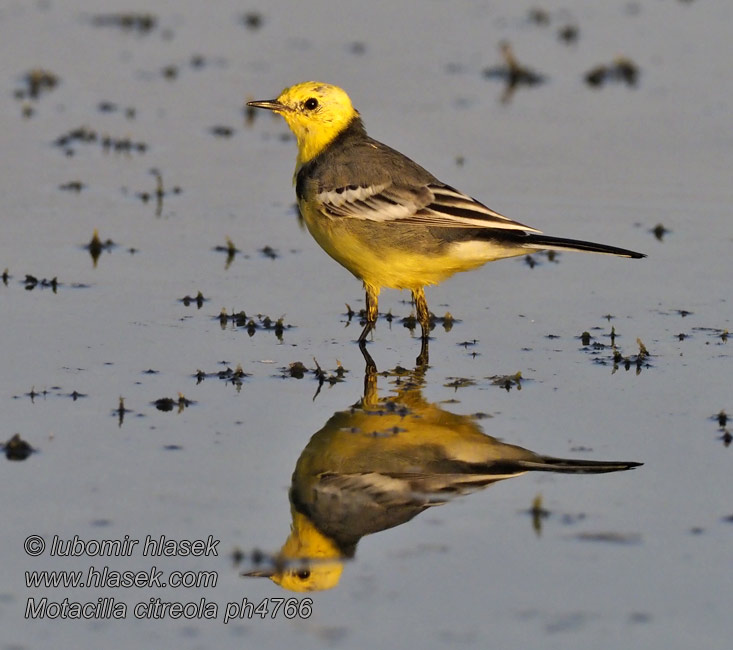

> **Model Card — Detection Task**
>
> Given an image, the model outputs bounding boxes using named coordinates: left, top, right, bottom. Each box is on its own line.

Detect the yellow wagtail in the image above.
left=248, top=82, right=645, bottom=343
left=244, top=366, right=641, bottom=591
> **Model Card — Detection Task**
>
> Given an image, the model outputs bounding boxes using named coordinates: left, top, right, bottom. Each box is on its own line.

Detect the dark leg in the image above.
left=359, top=339, right=378, bottom=376
left=358, top=283, right=379, bottom=343
left=416, top=335, right=429, bottom=368
left=411, top=287, right=431, bottom=340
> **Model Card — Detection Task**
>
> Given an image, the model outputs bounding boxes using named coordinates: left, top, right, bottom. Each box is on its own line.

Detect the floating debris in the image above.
left=280, top=360, right=347, bottom=396
left=231, top=547, right=245, bottom=565
left=259, top=245, right=279, bottom=259
left=286, top=361, right=308, bottom=379
left=189, top=54, right=206, bottom=68
left=613, top=57, right=639, bottom=85
left=97, top=101, right=136, bottom=119
left=488, top=371, right=524, bottom=391
left=560, top=512, right=587, bottom=526
left=90, top=13, right=157, bottom=33
left=13, top=386, right=89, bottom=402
left=135, top=168, right=180, bottom=217
left=483, top=42, right=546, bottom=103
left=651, top=223, right=670, bottom=241
left=636, top=338, right=649, bottom=360
left=527, top=7, right=550, bottom=26
left=213, top=237, right=241, bottom=269
left=710, top=410, right=730, bottom=447
left=162, top=64, right=178, bottom=80
left=574, top=531, right=642, bottom=544
left=689, top=327, right=728, bottom=344
left=444, top=62, right=465, bottom=75
left=59, top=181, right=85, bottom=192
left=181, top=291, right=206, bottom=308
left=53, top=126, right=148, bottom=157
left=222, top=365, right=248, bottom=387
left=557, top=24, right=579, bottom=44
left=580, top=327, right=652, bottom=374
left=157, top=54, right=225, bottom=81
left=153, top=393, right=194, bottom=413
left=584, top=65, right=607, bottom=87
left=348, top=41, right=367, bottom=55
left=53, top=126, right=96, bottom=152
left=584, top=57, right=639, bottom=88
left=283, top=359, right=346, bottom=383
left=2, top=269, right=9, bottom=285
left=209, top=125, right=234, bottom=138
left=13, top=68, right=57, bottom=112
left=442, top=312, right=456, bottom=331
left=400, top=309, right=457, bottom=336
left=444, top=377, right=476, bottom=390
left=3, top=433, right=34, bottom=461
left=24, top=275, right=58, bottom=292
left=522, top=249, right=559, bottom=268
left=86, top=229, right=115, bottom=267
left=713, top=410, right=728, bottom=428
left=105, top=134, right=147, bottom=154
left=193, top=364, right=249, bottom=389
left=14, top=69, right=59, bottom=107
left=401, top=312, right=419, bottom=332
left=312, top=359, right=347, bottom=399
left=527, top=494, right=550, bottom=536
left=654, top=308, right=694, bottom=319
left=241, top=12, right=264, bottom=30
left=217, top=309, right=290, bottom=339
left=114, top=397, right=132, bottom=427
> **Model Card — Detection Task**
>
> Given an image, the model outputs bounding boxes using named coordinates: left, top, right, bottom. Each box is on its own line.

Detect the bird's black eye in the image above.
left=296, top=569, right=311, bottom=580
left=303, top=97, right=319, bottom=110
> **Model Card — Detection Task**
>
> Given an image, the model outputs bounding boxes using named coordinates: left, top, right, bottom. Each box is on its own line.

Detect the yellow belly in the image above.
left=298, top=201, right=520, bottom=290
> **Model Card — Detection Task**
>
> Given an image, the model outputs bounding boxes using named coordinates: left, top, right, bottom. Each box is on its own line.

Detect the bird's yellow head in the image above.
left=242, top=511, right=345, bottom=592
left=248, top=81, right=359, bottom=167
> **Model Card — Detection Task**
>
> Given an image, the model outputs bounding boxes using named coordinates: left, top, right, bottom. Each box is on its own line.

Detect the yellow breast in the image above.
left=298, top=200, right=499, bottom=290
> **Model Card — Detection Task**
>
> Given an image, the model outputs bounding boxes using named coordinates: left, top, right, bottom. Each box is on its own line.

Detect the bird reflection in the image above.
left=244, top=364, right=641, bottom=591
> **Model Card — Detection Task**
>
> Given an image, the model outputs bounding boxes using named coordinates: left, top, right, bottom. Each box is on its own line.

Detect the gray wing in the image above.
left=315, top=182, right=541, bottom=233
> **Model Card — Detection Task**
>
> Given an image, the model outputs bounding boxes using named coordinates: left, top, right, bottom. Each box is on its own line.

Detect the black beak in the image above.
left=241, top=568, right=275, bottom=578
left=247, top=99, right=287, bottom=112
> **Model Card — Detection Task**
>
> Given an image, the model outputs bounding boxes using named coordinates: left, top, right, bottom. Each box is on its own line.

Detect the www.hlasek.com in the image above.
left=23, top=534, right=312, bottom=622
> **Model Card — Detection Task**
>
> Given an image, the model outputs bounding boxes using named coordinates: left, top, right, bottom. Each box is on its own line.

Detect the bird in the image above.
left=243, top=365, right=642, bottom=591
left=247, top=82, right=645, bottom=345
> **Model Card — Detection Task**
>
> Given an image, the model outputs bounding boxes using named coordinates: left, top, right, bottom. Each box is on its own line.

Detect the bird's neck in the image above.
left=294, top=115, right=366, bottom=175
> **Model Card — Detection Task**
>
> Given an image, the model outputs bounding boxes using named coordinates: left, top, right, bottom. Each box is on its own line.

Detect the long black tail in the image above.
left=523, top=233, right=645, bottom=258
left=516, top=456, right=643, bottom=474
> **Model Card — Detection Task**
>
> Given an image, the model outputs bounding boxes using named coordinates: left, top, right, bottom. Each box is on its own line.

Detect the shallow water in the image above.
left=2, top=1, right=732, bottom=648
